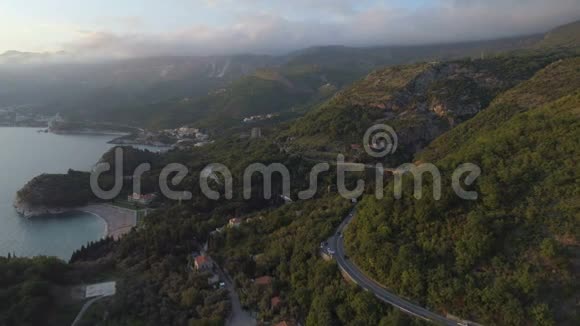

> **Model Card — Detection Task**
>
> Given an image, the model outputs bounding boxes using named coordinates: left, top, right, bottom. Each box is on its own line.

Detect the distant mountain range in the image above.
left=0, top=19, right=578, bottom=133
left=0, top=50, right=70, bottom=64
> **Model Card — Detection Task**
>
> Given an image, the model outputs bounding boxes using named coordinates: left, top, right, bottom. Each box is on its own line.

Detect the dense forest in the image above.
left=2, top=20, right=579, bottom=326
left=16, top=170, right=95, bottom=208
left=345, top=58, right=580, bottom=325
left=282, top=49, right=576, bottom=166
left=211, top=196, right=424, bottom=325
left=0, top=256, right=84, bottom=326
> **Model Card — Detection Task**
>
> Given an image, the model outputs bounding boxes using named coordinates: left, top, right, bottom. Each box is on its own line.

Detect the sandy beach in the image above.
left=79, top=204, right=137, bottom=240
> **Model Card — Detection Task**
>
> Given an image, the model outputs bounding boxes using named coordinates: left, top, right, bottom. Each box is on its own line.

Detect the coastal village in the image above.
left=107, top=126, right=213, bottom=148
left=242, top=113, right=278, bottom=123
left=0, top=106, right=53, bottom=127
left=0, top=107, right=214, bottom=149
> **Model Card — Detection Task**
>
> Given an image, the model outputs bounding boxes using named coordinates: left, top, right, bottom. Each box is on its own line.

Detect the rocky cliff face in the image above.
left=372, top=62, right=510, bottom=158
left=13, top=194, right=72, bottom=218
left=290, top=54, right=559, bottom=164
left=383, top=62, right=508, bottom=123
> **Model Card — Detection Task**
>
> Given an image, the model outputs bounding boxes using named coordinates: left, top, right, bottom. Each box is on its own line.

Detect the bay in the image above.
left=0, top=127, right=115, bottom=261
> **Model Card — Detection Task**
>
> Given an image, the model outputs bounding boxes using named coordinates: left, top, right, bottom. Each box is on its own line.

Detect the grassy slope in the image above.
left=345, top=57, right=580, bottom=325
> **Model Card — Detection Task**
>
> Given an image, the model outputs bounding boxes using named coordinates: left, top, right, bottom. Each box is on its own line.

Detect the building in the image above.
left=194, top=255, right=213, bottom=271
left=228, top=217, right=242, bottom=228
left=195, top=132, right=209, bottom=141
left=271, top=296, right=282, bottom=309
left=251, top=127, right=262, bottom=139
left=127, top=193, right=157, bottom=206
left=177, top=127, right=199, bottom=138
left=254, top=275, right=273, bottom=286
left=243, top=114, right=277, bottom=123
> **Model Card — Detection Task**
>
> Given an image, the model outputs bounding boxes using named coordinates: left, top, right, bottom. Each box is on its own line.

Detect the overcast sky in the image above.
left=1, top=0, right=579, bottom=58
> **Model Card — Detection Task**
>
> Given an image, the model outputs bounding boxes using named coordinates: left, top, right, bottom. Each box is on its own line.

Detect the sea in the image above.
left=0, top=127, right=133, bottom=261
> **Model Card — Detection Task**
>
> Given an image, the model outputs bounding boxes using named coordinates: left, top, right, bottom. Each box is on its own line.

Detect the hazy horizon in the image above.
left=1, top=0, right=579, bottom=60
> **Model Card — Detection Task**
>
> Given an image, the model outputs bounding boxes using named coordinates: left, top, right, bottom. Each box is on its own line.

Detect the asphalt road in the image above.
left=216, top=267, right=256, bottom=326
left=329, top=208, right=463, bottom=326
left=71, top=296, right=106, bottom=326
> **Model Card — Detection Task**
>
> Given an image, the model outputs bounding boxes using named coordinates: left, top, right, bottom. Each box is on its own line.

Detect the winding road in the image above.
left=328, top=208, right=467, bottom=326
left=71, top=296, right=105, bottom=326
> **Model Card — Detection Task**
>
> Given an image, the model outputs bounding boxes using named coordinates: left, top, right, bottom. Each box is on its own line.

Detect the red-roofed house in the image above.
left=271, top=296, right=282, bottom=309
left=254, top=275, right=273, bottom=286
left=128, top=193, right=157, bottom=205
left=194, top=255, right=213, bottom=271
left=229, top=217, right=242, bottom=228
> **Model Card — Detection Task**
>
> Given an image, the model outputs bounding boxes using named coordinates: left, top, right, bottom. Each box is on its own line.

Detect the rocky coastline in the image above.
left=13, top=195, right=77, bottom=218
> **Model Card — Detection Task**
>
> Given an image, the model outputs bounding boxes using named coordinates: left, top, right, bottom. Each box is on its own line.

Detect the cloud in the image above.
left=95, top=16, right=147, bottom=30
left=203, top=0, right=359, bottom=17
left=61, top=0, right=580, bottom=58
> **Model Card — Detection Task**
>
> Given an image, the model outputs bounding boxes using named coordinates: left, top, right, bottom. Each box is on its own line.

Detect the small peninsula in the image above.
left=13, top=169, right=139, bottom=240
left=14, top=169, right=95, bottom=218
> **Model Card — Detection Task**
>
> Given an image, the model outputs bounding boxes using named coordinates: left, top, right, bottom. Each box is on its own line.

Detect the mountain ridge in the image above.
left=345, top=56, right=580, bottom=325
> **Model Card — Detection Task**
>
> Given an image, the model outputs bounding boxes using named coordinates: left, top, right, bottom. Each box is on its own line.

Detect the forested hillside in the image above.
left=283, top=50, right=570, bottom=165
left=0, top=256, right=81, bottom=326
left=208, top=195, right=430, bottom=325
left=4, top=18, right=580, bottom=326
left=104, top=64, right=353, bottom=130
left=345, top=57, right=580, bottom=325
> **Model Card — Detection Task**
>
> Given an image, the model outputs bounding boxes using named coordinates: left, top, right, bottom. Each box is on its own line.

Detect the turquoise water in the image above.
left=0, top=128, right=116, bottom=261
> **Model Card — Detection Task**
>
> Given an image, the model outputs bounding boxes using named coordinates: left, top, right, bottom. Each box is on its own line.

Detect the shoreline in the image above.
left=76, top=210, right=109, bottom=239
left=72, top=204, right=137, bottom=240
left=15, top=203, right=137, bottom=240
